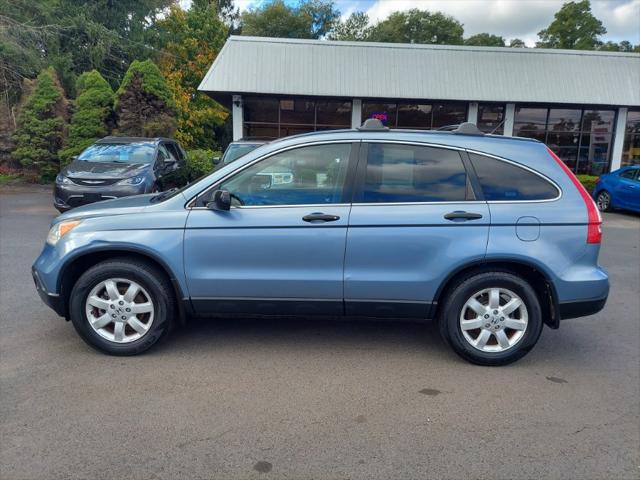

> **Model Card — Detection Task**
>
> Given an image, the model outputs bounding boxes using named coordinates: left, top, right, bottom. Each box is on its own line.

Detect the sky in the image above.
left=232, top=0, right=640, bottom=46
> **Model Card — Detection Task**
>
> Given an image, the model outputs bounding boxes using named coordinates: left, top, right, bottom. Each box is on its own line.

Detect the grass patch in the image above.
left=0, top=173, right=20, bottom=185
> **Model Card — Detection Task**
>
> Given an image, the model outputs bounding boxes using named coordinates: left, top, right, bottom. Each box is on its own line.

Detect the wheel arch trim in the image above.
left=431, top=256, right=560, bottom=328
left=57, top=244, right=189, bottom=318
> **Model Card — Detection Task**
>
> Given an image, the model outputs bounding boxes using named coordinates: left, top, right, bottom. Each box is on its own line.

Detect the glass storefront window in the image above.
left=514, top=107, right=547, bottom=128
left=243, top=97, right=352, bottom=138
left=547, top=109, right=582, bottom=132
left=582, top=110, right=615, bottom=132
left=316, top=101, right=351, bottom=127
left=362, top=100, right=466, bottom=129
left=514, top=105, right=616, bottom=174
left=397, top=103, right=432, bottom=129
left=362, top=102, right=398, bottom=127
left=622, top=110, right=640, bottom=167
left=432, top=103, right=467, bottom=128
left=244, top=125, right=279, bottom=139
left=279, top=99, right=315, bottom=125
left=477, top=104, right=505, bottom=134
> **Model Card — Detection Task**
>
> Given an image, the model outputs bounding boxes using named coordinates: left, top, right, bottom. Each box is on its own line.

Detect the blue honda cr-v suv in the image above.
left=33, top=121, right=609, bottom=365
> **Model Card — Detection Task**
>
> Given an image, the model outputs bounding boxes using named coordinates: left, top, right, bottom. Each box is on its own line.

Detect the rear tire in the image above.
left=69, top=258, right=174, bottom=355
left=439, top=271, right=543, bottom=366
left=596, top=190, right=612, bottom=212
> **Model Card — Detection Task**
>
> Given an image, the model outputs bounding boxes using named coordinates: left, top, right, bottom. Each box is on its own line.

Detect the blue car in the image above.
left=33, top=121, right=609, bottom=365
left=593, top=166, right=640, bottom=213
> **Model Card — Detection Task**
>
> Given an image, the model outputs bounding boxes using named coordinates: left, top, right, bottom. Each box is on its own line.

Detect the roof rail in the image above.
left=435, top=123, right=484, bottom=135
left=358, top=118, right=389, bottom=131
left=453, top=122, right=484, bottom=136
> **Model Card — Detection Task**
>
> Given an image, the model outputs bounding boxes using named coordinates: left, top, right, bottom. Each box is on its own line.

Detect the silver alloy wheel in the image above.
left=459, top=287, right=528, bottom=353
left=596, top=191, right=610, bottom=211
left=85, top=278, right=154, bottom=344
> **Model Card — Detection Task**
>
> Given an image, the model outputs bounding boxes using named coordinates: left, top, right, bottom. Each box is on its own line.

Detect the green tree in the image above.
left=537, top=0, right=606, bottom=50
left=367, top=9, right=464, bottom=45
left=328, top=11, right=371, bottom=41
left=12, top=67, right=67, bottom=179
left=509, top=38, right=527, bottom=48
left=0, top=0, right=173, bottom=97
left=598, top=40, right=640, bottom=52
left=114, top=60, right=176, bottom=138
left=59, top=70, right=114, bottom=165
left=240, top=0, right=340, bottom=39
left=465, top=33, right=505, bottom=47
left=157, top=3, right=228, bottom=149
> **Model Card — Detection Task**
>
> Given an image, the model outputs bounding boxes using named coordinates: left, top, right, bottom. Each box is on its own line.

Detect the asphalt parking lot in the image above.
left=1, top=184, right=639, bottom=480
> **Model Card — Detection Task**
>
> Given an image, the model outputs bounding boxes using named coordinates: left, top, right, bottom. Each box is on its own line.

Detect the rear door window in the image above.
left=359, top=143, right=469, bottom=203
left=469, top=153, right=559, bottom=201
left=620, top=169, right=639, bottom=181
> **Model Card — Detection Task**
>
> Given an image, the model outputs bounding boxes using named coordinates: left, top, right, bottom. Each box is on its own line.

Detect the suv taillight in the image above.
left=547, top=147, right=602, bottom=244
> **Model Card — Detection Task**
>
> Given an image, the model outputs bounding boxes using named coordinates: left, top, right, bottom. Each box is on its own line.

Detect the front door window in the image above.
left=218, top=143, right=352, bottom=206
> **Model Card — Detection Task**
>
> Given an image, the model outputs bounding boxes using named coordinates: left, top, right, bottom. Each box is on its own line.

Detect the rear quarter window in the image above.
left=469, top=153, right=559, bottom=201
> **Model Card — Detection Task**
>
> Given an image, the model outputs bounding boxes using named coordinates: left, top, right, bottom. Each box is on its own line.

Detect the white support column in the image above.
left=351, top=99, right=362, bottom=128
left=232, top=94, right=243, bottom=141
left=467, top=102, right=478, bottom=124
left=504, top=103, right=515, bottom=137
left=610, top=107, right=628, bottom=172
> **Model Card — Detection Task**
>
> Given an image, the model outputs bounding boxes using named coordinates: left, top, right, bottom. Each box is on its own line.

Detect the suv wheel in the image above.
left=69, top=259, right=174, bottom=355
left=439, top=272, right=543, bottom=366
left=596, top=190, right=611, bottom=212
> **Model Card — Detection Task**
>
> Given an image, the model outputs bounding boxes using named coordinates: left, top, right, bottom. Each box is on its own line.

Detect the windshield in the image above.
left=222, top=144, right=261, bottom=164
left=78, top=143, right=156, bottom=163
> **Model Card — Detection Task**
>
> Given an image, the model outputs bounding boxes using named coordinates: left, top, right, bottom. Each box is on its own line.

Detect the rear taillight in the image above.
left=547, top=147, right=602, bottom=244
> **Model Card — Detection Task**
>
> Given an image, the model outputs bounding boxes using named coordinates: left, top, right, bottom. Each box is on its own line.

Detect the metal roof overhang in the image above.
left=199, top=36, right=640, bottom=108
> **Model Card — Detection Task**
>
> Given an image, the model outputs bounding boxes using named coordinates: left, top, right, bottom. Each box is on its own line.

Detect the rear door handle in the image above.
left=302, top=212, right=340, bottom=223
left=444, top=211, right=483, bottom=221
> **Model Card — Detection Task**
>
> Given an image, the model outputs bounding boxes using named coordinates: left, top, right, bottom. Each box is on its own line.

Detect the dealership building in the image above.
left=199, top=36, right=640, bottom=174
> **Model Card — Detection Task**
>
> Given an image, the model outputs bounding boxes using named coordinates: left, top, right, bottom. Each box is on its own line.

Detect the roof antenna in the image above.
left=358, top=118, right=390, bottom=131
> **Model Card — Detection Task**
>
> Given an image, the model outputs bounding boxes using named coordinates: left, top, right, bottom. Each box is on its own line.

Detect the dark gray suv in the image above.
left=54, top=137, right=188, bottom=212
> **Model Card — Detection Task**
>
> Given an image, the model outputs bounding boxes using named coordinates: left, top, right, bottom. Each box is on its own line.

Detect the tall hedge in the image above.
left=114, top=60, right=176, bottom=137
left=11, top=67, right=67, bottom=179
left=59, top=70, right=114, bottom=165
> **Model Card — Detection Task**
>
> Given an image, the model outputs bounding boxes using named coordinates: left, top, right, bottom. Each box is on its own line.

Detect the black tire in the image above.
left=69, top=258, right=174, bottom=355
left=596, top=190, right=612, bottom=212
left=439, top=271, right=543, bottom=366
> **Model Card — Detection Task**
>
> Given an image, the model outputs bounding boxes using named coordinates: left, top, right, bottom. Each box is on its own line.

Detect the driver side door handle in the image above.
left=302, top=212, right=340, bottom=223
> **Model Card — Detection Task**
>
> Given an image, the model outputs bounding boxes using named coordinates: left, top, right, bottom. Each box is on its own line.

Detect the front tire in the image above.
left=69, top=259, right=174, bottom=355
left=439, top=271, right=543, bottom=366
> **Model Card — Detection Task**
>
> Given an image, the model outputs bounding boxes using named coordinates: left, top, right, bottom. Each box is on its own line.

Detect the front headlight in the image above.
left=55, top=173, right=72, bottom=184
left=46, top=220, right=82, bottom=245
left=116, top=175, right=145, bottom=186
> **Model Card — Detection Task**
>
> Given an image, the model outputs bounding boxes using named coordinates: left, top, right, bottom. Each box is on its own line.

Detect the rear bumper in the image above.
left=559, top=294, right=608, bottom=320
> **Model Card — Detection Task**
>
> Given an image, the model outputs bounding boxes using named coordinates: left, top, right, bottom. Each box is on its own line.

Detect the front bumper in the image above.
left=32, top=267, right=66, bottom=317
left=54, top=182, right=148, bottom=212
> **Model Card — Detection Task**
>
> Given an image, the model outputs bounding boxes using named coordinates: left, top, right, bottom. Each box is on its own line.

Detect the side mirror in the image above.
left=206, top=189, right=231, bottom=211
left=212, top=156, right=221, bottom=166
